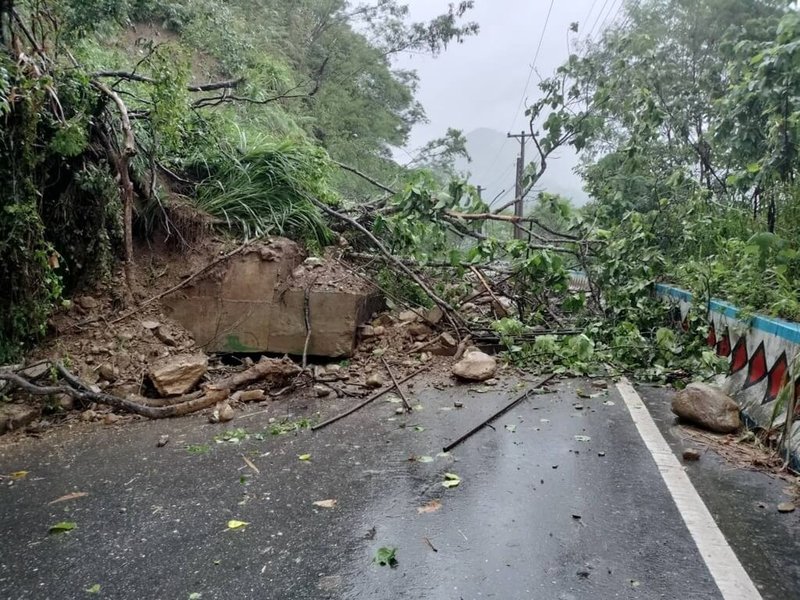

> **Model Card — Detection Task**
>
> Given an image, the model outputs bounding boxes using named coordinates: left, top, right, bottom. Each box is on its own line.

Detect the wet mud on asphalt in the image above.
left=0, top=374, right=794, bottom=599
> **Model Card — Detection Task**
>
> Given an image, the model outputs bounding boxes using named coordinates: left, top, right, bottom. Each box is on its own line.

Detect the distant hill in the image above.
left=454, top=128, right=590, bottom=210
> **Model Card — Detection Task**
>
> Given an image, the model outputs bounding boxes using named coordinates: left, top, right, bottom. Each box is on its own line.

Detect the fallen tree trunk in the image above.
left=0, top=357, right=300, bottom=419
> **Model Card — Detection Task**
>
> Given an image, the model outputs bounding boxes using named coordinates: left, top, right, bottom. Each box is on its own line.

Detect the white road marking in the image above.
left=616, top=377, right=763, bottom=600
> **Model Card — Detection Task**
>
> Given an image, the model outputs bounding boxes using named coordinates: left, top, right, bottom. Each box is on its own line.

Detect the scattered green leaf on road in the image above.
left=49, top=521, right=77, bottom=534
left=374, top=546, right=397, bottom=567
left=442, top=473, right=461, bottom=488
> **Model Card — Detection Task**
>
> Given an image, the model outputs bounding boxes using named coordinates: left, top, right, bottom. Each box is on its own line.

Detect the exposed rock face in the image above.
left=148, top=354, right=208, bottom=397
left=671, top=382, right=741, bottom=433
left=452, top=350, right=497, bottom=382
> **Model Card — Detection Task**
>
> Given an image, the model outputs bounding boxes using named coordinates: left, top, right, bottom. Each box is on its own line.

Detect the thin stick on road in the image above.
left=381, top=357, right=413, bottom=412
left=442, top=373, right=556, bottom=453
left=312, top=367, right=429, bottom=431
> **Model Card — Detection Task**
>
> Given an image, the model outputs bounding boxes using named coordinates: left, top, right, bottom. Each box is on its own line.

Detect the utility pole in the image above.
left=476, top=185, right=484, bottom=201
left=507, top=130, right=533, bottom=240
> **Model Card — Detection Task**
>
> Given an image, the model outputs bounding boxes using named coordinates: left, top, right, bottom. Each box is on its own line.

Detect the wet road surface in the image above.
left=0, top=375, right=793, bottom=599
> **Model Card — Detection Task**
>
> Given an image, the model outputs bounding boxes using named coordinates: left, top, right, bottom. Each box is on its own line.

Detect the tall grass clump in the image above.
left=194, top=137, right=336, bottom=248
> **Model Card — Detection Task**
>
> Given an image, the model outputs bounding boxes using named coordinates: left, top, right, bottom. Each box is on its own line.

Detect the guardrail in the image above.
left=656, top=283, right=800, bottom=462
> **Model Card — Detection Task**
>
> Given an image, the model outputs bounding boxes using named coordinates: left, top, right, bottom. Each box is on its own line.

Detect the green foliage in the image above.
left=675, top=236, right=800, bottom=321
left=497, top=332, right=602, bottom=376
left=119, top=0, right=477, bottom=201
left=0, top=42, right=129, bottom=360
left=375, top=267, right=432, bottom=310
left=375, top=174, right=486, bottom=260
left=492, top=318, right=526, bottom=351
left=0, top=61, right=86, bottom=361
left=269, top=417, right=314, bottom=436
left=194, top=138, right=336, bottom=246
left=0, top=0, right=479, bottom=362
left=49, top=118, right=89, bottom=157
left=533, top=0, right=800, bottom=326
left=373, top=547, right=398, bottom=568
left=410, top=128, right=472, bottom=179
left=146, top=44, right=192, bottom=152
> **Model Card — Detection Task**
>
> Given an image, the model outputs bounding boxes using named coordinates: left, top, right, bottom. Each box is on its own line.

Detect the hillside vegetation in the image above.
left=2, top=0, right=800, bottom=387
left=0, top=0, right=476, bottom=361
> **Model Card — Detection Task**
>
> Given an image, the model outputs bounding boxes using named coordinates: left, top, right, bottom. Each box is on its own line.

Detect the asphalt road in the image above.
left=0, top=375, right=794, bottom=599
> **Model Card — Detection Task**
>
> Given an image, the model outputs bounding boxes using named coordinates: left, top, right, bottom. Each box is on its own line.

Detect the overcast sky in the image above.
left=397, top=0, right=612, bottom=148
left=390, top=0, right=622, bottom=204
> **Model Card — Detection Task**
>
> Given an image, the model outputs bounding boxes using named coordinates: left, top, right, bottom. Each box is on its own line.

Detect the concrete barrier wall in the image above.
left=656, top=284, right=800, bottom=457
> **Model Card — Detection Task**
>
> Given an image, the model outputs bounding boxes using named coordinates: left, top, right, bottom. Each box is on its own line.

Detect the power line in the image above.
left=587, top=0, right=613, bottom=39
left=594, top=0, right=624, bottom=40
left=486, top=161, right=515, bottom=192
left=484, top=0, right=556, bottom=175
left=512, top=0, right=556, bottom=129
left=618, top=0, right=642, bottom=31
left=582, top=0, right=601, bottom=33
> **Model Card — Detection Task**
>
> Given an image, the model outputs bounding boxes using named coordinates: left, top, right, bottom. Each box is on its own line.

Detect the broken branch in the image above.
left=469, top=265, right=508, bottom=318
left=0, top=357, right=299, bottom=420
left=442, top=374, right=557, bottom=453
left=334, top=160, right=397, bottom=195
left=310, top=197, right=462, bottom=326
left=381, top=357, right=412, bottom=412
left=93, top=80, right=137, bottom=297
left=92, top=71, right=244, bottom=92
left=311, top=367, right=429, bottom=431
left=302, top=275, right=321, bottom=370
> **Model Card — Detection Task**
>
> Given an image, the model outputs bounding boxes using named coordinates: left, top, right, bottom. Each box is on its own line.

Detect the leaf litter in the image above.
left=49, top=521, right=76, bottom=534
left=442, top=473, right=461, bottom=488
left=374, top=547, right=398, bottom=567
left=48, top=491, right=88, bottom=504
left=417, top=499, right=442, bottom=514
left=241, top=455, right=260, bottom=474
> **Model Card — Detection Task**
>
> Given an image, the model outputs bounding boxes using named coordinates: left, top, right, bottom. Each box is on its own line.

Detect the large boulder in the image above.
left=148, top=354, right=208, bottom=397
left=671, top=382, right=741, bottom=433
left=452, top=350, right=497, bottom=382
left=162, top=240, right=383, bottom=358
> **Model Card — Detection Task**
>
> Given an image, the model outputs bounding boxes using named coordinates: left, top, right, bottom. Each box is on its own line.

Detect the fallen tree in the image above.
left=0, top=357, right=300, bottom=419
